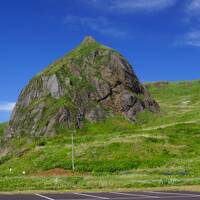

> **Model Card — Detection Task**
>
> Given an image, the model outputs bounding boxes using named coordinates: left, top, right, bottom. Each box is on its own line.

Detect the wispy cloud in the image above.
left=181, top=0, right=200, bottom=24
left=63, top=16, right=130, bottom=38
left=84, top=0, right=177, bottom=12
left=0, top=102, right=15, bottom=112
left=109, top=0, right=177, bottom=12
left=174, top=0, right=200, bottom=47
left=185, top=0, right=200, bottom=16
left=175, top=30, right=200, bottom=47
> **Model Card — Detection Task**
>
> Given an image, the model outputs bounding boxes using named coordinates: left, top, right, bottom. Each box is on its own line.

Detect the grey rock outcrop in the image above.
left=5, top=36, right=159, bottom=138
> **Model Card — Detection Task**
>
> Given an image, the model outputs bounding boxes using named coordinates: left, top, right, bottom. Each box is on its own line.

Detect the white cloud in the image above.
left=176, top=30, right=200, bottom=47
left=84, top=0, right=177, bottom=12
left=0, top=102, right=15, bottom=112
left=63, top=16, right=129, bottom=38
left=185, top=0, right=200, bottom=14
left=109, top=0, right=177, bottom=12
left=174, top=0, right=200, bottom=47
left=183, top=0, right=200, bottom=23
left=183, top=31, right=200, bottom=47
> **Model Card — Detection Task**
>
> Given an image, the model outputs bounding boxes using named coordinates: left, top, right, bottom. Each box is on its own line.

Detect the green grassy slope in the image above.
left=0, top=123, right=6, bottom=139
left=1, top=80, right=200, bottom=191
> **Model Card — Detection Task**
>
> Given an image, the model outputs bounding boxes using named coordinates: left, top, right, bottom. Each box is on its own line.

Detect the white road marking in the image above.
left=73, top=192, right=110, bottom=199
left=110, top=192, right=159, bottom=198
left=146, top=191, right=200, bottom=197
left=156, top=195, right=200, bottom=199
left=58, top=199, right=96, bottom=200
left=57, top=199, right=97, bottom=200
left=35, top=193, right=55, bottom=200
left=55, top=195, right=200, bottom=200
left=35, top=192, right=200, bottom=200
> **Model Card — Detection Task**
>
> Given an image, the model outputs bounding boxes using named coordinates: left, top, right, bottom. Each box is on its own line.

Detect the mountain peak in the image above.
left=5, top=37, right=159, bottom=138
left=82, top=36, right=96, bottom=45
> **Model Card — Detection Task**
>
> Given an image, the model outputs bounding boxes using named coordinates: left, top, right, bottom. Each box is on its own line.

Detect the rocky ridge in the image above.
left=5, top=36, right=159, bottom=137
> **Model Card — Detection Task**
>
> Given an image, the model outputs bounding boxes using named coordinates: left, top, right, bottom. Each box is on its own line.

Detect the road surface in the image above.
left=0, top=191, right=200, bottom=200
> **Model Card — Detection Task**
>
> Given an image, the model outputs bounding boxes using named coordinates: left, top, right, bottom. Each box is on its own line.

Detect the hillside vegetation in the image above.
left=0, top=123, right=6, bottom=139
left=0, top=80, right=200, bottom=191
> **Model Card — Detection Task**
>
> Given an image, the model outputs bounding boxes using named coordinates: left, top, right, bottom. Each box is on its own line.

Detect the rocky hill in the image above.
left=5, top=36, right=159, bottom=138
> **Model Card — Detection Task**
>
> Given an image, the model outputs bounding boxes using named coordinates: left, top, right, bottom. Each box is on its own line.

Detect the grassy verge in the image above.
left=2, top=175, right=200, bottom=192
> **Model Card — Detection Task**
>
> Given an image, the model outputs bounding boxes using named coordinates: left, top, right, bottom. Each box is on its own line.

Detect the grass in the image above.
left=0, top=123, right=6, bottom=139
left=39, top=39, right=110, bottom=76
left=1, top=176, right=200, bottom=192
left=1, top=80, right=200, bottom=191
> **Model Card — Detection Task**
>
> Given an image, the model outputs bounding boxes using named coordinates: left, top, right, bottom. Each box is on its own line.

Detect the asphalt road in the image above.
left=0, top=191, right=200, bottom=200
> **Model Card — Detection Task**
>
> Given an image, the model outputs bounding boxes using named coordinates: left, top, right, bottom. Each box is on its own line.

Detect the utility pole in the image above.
left=71, top=129, right=76, bottom=171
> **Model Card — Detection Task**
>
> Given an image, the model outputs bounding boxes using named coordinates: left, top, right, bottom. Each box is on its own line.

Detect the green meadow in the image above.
left=1, top=80, right=200, bottom=191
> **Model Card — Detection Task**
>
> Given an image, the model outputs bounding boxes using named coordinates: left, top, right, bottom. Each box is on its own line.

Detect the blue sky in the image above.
left=1, top=0, right=200, bottom=122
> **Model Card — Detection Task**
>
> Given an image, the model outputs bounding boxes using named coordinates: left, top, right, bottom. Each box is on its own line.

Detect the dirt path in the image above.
left=141, top=120, right=200, bottom=131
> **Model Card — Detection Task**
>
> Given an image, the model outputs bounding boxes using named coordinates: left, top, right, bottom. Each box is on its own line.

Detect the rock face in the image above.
left=5, top=36, right=159, bottom=138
